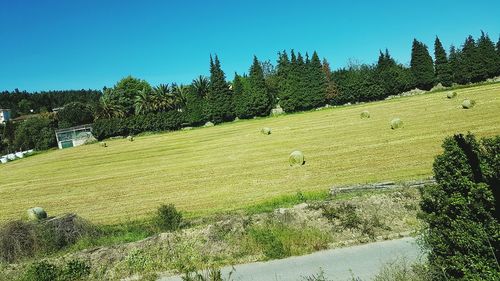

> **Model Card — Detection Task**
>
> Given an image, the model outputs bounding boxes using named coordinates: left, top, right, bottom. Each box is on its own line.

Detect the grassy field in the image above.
left=1, top=84, right=499, bottom=224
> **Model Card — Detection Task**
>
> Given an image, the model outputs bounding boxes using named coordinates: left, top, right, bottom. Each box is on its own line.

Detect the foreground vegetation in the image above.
left=0, top=83, right=499, bottom=224
left=0, top=186, right=422, bottom=280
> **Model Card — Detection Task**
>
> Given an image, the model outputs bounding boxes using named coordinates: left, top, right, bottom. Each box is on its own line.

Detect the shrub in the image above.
left=13, top=116, right=57, bottom=150
left=322, top=203, right=362, bottom=230
left=360, top=110, right=370, bottom=119
left=461, top=99, right=475, bottom=109
left=419, top=133, right=500, bottom=279
left=390, top=118, right=403, bottom=129
left=92, top=110, right=184, bottom=140
left=153, top=204, right=183, bottom=232
left=446, top=91, right=457, bottom=99
left=21, top=261, right=59, bottom=281
left=260, top=127, right=272, bottom=135
left=60, top=259, right=91, bottom=280
left=289, top=150, right=305, bottom=166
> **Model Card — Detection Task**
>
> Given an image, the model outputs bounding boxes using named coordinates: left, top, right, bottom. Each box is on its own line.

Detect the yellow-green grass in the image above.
left=1, top=84, right=499, bottom=224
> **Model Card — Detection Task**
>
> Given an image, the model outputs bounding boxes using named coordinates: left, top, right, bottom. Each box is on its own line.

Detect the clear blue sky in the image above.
left=1, top=0, right=499, bottom=92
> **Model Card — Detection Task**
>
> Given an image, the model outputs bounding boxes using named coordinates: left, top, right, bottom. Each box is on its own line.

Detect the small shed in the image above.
left=55, top=124, right=94, bottom=149
left=0, top=109, right=11, bottom=123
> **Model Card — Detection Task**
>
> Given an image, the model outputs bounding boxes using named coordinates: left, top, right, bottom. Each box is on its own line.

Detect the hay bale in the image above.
left=390, top=118, right=403, bottom=129
left=27, top=207, right=47, bottom=221
left=360, top=110, right=370, bottom=119
left=289, top=151, right=305, bottom=166
left=446, top=92, right=457, bottom=99
left=127, top=135, right=134, bottom=142
left=99, top=142, right=107, bottom=147
left=261, top=127, right=272, bottom=135
left=204, top=121, right=214, bottom=127
left=462, top=99, right=475, bottom=109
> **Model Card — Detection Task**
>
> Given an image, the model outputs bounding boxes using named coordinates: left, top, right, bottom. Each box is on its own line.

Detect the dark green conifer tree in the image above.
left=281, top=50, right=301, bottom=112
left=277, top=51, right=293, bottom=112
left=434, top=37, right=453, bottom=86
left=410, top=39, right=435, bottom=90
left=457, top=36, right=483, bottom=83
left=207, top=55, right=234, bottom=123
left=307, top=51, right=327, bottom=108
left=248, top=56, right=273, bottom=116
left=448, top=45, right=461, bottom=84
left=477, top=31, right=500, bottom=79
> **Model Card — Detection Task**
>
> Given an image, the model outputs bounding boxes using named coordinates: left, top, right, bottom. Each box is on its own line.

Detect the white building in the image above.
left=55, top=124, right=94, bottom=149
left=0, top=109, right=11, bottom=123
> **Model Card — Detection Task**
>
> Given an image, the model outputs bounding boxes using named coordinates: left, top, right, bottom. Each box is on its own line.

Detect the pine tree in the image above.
left=207, top=55, right=234, bottom=123
left=276, top=51, right=293, bottom=112
left=477, top=31, right=499, bottom=79
left=434, top=37, right=453, bottom=86
left=458, top=35, right=483, bottom=83
left=281, top=50, right=301, bottom=112
left=497, top=37, right=500, bottom=76
left=307, top=51, right=327, bottom=108
left=410, top=39, right=435, bottom=90
left=232, top=73, right=250, bottom=118
left=322, top=58, right=339, bottom=104
left=248, top=56, right=273, bottom=116
left=449, top=45, right=461, bottom=84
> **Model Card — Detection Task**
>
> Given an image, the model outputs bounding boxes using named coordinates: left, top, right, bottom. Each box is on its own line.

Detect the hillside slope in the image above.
left=1, top=84, right=499, bottom=223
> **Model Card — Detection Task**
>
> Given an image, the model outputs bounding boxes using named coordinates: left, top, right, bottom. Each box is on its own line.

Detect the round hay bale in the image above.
left=204, top=121, right=214, bottom=127
left=360, top=110, right=370, bottom=119
left=100, top=142, right=107, bottom=147
left=447, top=91, right=457, bottom=99
left=462, top=99, right=475, bottom=109
left=27, top=207, right=47, bottom=221
left=390, top=118, right=403, bottom=129
left=289, top=151, right=305, bottom=166
left=127, top=135, right=134, bottom=142
left=261, top=127, right=272, bottom=135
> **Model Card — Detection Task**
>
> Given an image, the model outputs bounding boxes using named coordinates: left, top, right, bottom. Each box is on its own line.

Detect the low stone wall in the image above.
left=330, top=178, right=436, bottom=195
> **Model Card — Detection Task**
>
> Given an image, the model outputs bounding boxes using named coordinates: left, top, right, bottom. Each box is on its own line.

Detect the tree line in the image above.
left=1, top=31, right=499, bottom=153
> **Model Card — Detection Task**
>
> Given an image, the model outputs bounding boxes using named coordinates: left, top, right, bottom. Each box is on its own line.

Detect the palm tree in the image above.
left=152, top=84, right=175, bottom=112
left=192, top=75, right=209, bottom=97
left=134, top=87, right=155, bottom=115
left=97, top=89, right=125, bottom=119
left=171, top=83, right=188, bottom=111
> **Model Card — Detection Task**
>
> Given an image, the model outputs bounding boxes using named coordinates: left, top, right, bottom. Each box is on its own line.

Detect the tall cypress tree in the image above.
left=248, top=56, right=273, bottom=117
left=434, top=37, right=453, bottom=86
left=322, top=58, right=339, bottom=104
left=233, top=73, right=250, bottom=118
left=459, top=36, right=483, bottom=83
left=477, top=31, right=499, bottom=79
left=207, top=55, right=234, bottom=123
left=277, top=51, right=293, bottom=112
left=449, top=45, right=461, bottom=84
left=307, top=51, right=327, bottom=108
left=410, top=39, right=435, bottom=90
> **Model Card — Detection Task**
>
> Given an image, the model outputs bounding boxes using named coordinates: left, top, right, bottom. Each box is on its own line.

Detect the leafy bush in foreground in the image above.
left=419, top=133, right=500, bottom=280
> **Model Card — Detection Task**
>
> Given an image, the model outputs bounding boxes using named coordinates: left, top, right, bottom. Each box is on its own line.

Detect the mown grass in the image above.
left=0, top=84, right=499, bottom=224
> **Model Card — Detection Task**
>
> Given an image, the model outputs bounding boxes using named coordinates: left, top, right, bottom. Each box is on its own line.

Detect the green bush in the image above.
left=419, top=133, right=500, bottom=280
left=60, top=259, right=91, bottom=281
left=92, top=110, right=184, bottom=140
left=21, top=261, right=59, bottom=281
left=13, top=116, right=57, bottom=150
left=153, top=204, right=183, bottom=232
left=322, top=203, right=362, bottom=230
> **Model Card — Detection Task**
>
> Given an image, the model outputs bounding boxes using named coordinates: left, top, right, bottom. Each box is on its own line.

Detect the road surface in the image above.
left=159, top=237, right=424, bottom=281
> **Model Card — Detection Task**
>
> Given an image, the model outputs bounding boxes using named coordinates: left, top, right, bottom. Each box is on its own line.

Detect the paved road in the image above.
left=159, top=237, right=424, bottom=281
